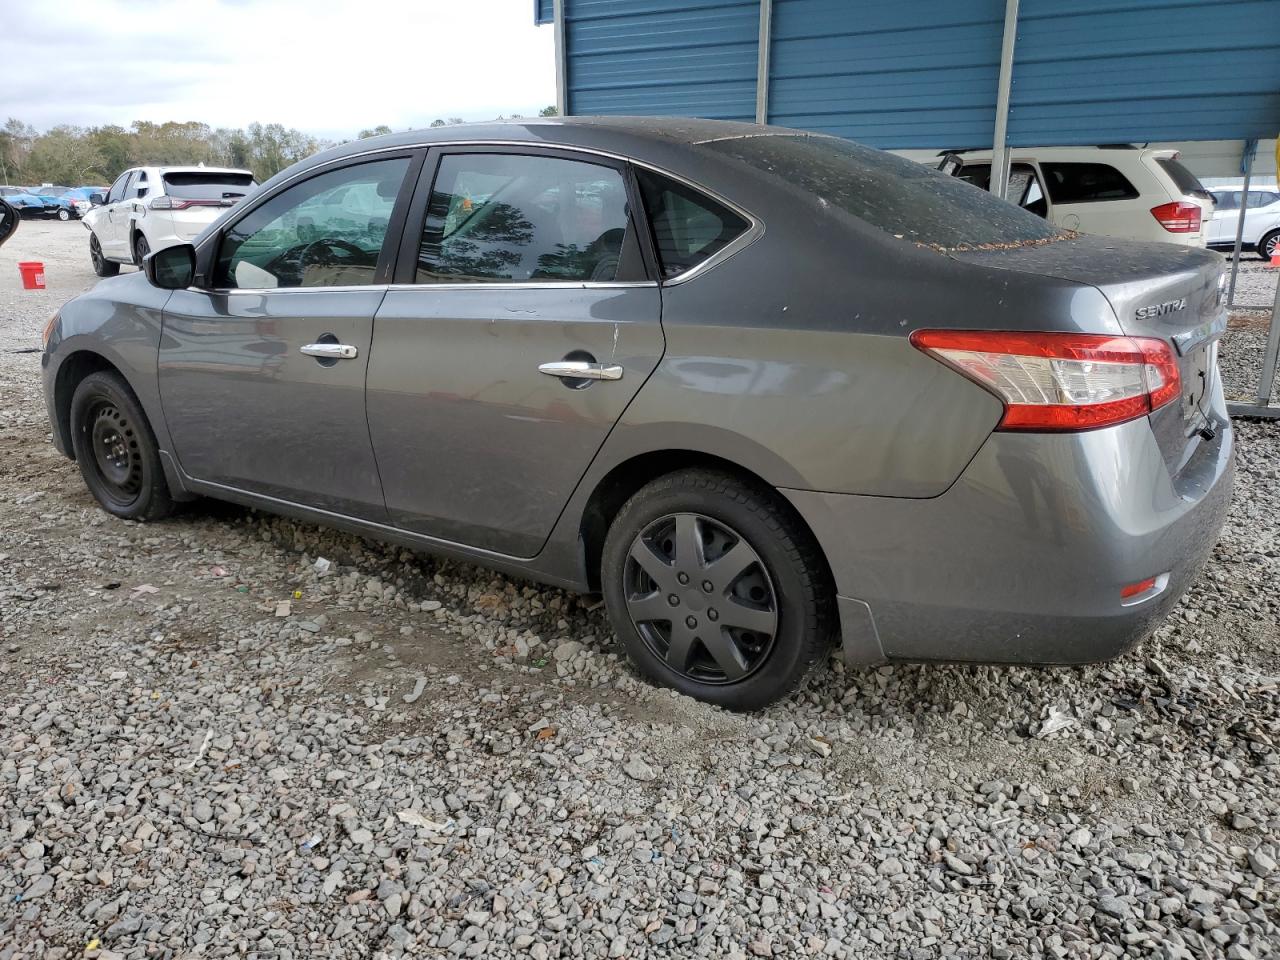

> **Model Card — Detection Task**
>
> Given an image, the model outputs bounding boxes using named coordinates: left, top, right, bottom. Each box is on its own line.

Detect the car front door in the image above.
left=158, top=152, right=420, bottom=519
left=100, top=171, right=133, bottom=258
left=365, top=147, right=664, bottom=557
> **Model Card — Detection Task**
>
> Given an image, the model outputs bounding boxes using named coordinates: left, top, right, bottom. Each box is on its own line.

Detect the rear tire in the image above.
left=90, top=233, right=119, bottom=277
left=1259, top=230, right=1280, bottom=262
left=601, top=468, right=835, bottom=710
left=69, top=371, right=174, bottom=522
left=132, top=232, right=150, bottom=266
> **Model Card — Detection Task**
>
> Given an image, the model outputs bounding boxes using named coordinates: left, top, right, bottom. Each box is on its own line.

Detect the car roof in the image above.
left=286, top=117, right=809, bottom=173
left=136, top=165, right=255, bottom=176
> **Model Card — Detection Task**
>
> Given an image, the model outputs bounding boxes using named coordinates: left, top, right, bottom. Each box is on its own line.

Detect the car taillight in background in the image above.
left=1150, top=201, right=1202, bottom=233
left=910, top=330, right=1180, bottom=432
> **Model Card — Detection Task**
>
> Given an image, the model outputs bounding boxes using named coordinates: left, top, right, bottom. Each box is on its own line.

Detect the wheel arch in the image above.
left=577, top=448, right=833, bottom=596
left=52, top=350, right=126, bottom=457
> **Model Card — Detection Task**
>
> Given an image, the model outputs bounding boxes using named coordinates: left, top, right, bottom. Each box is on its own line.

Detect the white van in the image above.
left=939, top=146, right=1214, bottom=247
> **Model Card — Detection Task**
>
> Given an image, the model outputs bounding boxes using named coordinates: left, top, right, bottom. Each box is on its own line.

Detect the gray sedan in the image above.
left=41, top=118, right=1233, bottom=710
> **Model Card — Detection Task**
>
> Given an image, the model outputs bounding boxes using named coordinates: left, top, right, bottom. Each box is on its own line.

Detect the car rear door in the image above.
left=365, top=146, right=664, bottom=557
left=158, top=152, right=421, bottom=519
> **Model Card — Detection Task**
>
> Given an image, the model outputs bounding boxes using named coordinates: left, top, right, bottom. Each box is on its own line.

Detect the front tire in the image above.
left=57, top=208, right=71, bottom=221
left=69, top=371, right=174, bottom=521
left=1259, top=230, right=1280, bottom=262
left=133, top=232, right=150, bottom=265
left=90, top=233, right=119, bottom=277
left=601, top=469, right=835, bottom=710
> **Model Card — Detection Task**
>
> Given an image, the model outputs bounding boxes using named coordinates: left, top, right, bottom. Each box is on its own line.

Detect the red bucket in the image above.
left=18, top=261, right=45, bottom=290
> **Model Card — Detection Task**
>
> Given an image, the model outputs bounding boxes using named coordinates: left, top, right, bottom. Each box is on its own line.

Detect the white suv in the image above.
left=939, top=146, right=1214, bottom=246
left=1206, top=184, right=1280, bottom=260
left=85, top=165, right=256, bottom=276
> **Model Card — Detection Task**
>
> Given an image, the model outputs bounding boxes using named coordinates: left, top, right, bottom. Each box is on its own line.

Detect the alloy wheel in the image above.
left=91, top=235, right=104, bottom=269
left=622, top=512, right=778, bottom=684
left=1265, top=233, right=1279, bottom=259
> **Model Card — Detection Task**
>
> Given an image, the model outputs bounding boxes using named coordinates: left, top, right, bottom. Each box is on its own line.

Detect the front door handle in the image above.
left=301, top=342, right=359, bottom=360
left=538, top=360, right=623, bottom=381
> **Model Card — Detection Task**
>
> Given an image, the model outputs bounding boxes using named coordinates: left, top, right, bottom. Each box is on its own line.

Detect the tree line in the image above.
left=1, top=107, right=557, bottom=188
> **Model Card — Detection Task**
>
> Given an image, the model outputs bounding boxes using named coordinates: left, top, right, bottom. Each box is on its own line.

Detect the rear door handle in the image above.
left=538, top=360, right=623, bottom=381
left=301, top=343, right=359, bottom=360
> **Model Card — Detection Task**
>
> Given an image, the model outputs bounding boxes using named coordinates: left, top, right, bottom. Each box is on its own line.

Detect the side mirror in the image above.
left=143, top=243, right=196, bottom=290
left=89, top=192, right=106, bottom=206
left=0, top=199, right=18, bottom=247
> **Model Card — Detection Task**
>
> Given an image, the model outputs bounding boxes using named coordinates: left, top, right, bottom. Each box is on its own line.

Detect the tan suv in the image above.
left=940, top=145, right=1214, bottom=246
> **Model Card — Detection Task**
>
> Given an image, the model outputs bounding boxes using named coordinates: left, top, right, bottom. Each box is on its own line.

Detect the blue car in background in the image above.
left=33, top=186, right=92, bottom=220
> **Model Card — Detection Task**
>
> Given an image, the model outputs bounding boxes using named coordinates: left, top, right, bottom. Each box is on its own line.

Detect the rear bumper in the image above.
left=785, top=405, right=1234, bottom=666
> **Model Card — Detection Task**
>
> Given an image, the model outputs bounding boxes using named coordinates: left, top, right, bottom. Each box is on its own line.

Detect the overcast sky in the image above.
left=0, top=0, right=556, bottom=140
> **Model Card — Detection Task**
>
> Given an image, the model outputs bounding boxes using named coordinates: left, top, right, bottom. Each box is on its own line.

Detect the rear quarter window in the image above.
left=1040, top=162, right=1139, bottom=203
left=704, top=135, right=1062, bottom=250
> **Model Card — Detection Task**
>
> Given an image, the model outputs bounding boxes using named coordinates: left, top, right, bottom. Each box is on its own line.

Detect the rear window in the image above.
left=1154, top=157, right=1210, bottom=200
left=703, top=135, right=1061, bottom=250
left=162, top=172, right=256, bottom=202
left=1040, top=162, right=1139, bottom=203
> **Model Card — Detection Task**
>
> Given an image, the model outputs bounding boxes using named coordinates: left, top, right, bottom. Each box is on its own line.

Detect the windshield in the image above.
left=703, top=135, right=1063, bottom=250
left=162, top=171, right=256, bottom=201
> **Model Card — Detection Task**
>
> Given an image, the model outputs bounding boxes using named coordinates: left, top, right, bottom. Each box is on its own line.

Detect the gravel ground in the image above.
left=2, top=219, right=1278, bottom=959
left=1219, top=257, right=1279, bottom=405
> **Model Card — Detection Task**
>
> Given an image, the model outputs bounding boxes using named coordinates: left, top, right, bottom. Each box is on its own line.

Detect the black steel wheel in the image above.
left=602, top=468, right=835, bottom=710
left=69, top=371, right=173, bottom=521
left=90, top=233, right=119, bottom=277
left=623, top=512, right=778, bottom=684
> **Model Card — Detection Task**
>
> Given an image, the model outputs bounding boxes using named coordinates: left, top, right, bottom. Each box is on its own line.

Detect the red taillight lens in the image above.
left=910, top=330, right=1181, bottom=432
left=1150, top=201, right=1201, bottom=233
left=1120, top=576, right=1158, bottom=600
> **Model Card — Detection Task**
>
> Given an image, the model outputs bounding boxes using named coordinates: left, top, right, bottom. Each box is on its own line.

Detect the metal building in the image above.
left=535, top=0, right=1279, bottom=151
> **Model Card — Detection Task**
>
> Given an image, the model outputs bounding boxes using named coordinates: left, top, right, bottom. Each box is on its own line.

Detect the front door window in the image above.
left=213, top=157, right=409, bottom=289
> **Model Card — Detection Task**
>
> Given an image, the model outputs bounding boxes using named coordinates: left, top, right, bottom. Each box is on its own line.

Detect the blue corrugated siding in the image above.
left=564, top=0, right=759, bottom=120
left=552, top=0, right=1279, bottom=147
left=1009, top=0, right=1280, bottom=146
left=768, top=0, right=1005, bottom=148
left=536, top=0, right=552, bottom=25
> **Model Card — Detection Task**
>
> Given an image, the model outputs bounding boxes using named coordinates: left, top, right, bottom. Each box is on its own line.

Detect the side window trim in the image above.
left=193, top=150, right=424, bottom=291
left=392, top=144, right=659, bottom=288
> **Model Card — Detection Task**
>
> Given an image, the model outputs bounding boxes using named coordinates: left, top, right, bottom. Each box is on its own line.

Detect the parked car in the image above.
left=938, top=146, right=1215, bottom=247
left=83, top=165, right=256, bottom=276
left=43, top=119, right=1233, bottom=709
left=1206, top=183, right=1280, bottom=260
left=0, top=186, right=59, bottom=218
left=29, top=186, right=84, bottom=221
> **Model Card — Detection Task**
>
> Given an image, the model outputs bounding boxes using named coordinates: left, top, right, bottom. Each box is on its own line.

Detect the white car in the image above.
left=85, top=165, right=256, bottom=276
left=938, top=146, right=1215, bottom=246
left=1205, top=184, right=1280, bottom=260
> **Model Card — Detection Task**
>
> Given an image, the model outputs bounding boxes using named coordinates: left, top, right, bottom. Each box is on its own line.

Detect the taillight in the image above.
left=1150, top=201, right=1201, bottom=233
left=910, top=330, right=1180, bottom=432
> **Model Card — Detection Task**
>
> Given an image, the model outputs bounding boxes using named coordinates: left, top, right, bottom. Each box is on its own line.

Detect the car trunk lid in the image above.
left=949, top=234, right=1226, bottom=464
